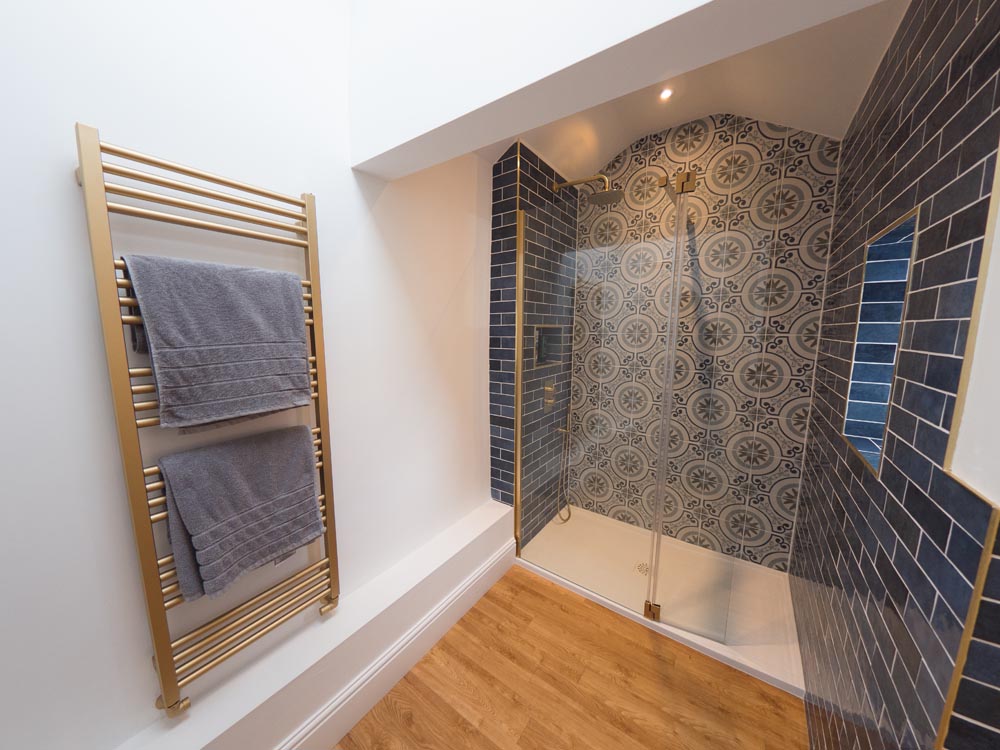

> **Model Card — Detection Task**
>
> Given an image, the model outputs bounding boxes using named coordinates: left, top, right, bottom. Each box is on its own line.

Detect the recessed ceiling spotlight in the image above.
left=659, top=88, right=673, bottom=101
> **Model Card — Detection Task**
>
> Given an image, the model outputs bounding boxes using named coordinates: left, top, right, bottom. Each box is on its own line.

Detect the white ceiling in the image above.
left=481, top=0, right=908, bottom=178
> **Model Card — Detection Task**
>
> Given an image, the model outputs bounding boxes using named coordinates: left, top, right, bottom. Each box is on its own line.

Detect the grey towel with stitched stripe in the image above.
left=160, top=425, right=324, bottom=600
left=123, top=255, right=311, bottom=429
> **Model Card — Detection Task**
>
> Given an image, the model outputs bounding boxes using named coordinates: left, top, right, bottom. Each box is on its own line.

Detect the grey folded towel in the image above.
left=160, top=425, right=324, bottom=600
left=123, top=255, right=311, bottom=429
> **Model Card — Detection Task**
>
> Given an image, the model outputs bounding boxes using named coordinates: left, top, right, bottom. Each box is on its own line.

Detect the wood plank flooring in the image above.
left=337, top=565, right=809, bottom=750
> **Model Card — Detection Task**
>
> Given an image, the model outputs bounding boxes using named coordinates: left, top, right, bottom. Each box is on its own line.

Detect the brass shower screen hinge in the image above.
left=675, top=171, right=697, bottom=194
left=644, top=600, right=661, bottom=621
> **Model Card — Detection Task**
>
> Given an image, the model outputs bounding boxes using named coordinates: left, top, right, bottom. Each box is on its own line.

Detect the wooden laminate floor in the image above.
left=338, top=565, right=809, bottom=750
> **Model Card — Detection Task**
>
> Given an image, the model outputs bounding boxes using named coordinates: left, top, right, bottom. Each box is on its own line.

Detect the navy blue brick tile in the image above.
left=845, top=419, right=888, bottom=439
left=863, top=280, right=909, bottom=302
left=911, top=319, right=960, bottom=353
left=861, top=302, right=906, bottom=321
left=901, top=381, right=947, bottom=423
left=930, top=468, right=992, bottom=539
left=855, top=343, right=898, bottom=363
left=946, top=526, right=983, bottom=583
left=922, top=245, right=973, bottom=288
left=918, top=536, right=974, bottom=618
left=945, top=715, right=1000, bottom=750
left=925, top=355, right=963, bottom=392
left=948, top=196, right=992, bottom=248
left=851, top=382, right=892, bottom=402
left=858, top=323, right=902, bottom=342
left=955, top=680, right=1000, bottom=730
left=847, top=401, right=891, bottom=422
left=938, top=279, right=977, bottom=317
left=866, top=259, right=912, bottom=281
left=985, top=556, right=1000, bottom=601
left=964, top=639, right=1000, bottom=685
left=904, top=480, right=952, bottom=550
left=915, top=420, right=949, bottom=463
left=853, top=363, right=896, bottom=382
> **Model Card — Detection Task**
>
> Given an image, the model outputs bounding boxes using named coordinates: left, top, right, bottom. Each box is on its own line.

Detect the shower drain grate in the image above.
left=633, top=561, right=649, bottom=576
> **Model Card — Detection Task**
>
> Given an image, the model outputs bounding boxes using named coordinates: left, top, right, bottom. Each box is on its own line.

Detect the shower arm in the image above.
left=553, top=174, right=611, bottom=193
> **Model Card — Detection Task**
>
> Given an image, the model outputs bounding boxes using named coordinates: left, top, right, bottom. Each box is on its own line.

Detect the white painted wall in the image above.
left=349, top=0, right=887, bottom=179
left=0, top=1, right=493, bottom=748
left=349, top=0, right=710, bottom=167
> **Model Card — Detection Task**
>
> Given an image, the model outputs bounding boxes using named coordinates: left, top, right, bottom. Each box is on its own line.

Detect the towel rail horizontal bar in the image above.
left=164, top=596, right=183, bottom=611
left=102, top=163, right=308, bottom=221
left=132, top=390, right=318, bottom=422
left=157, top=554, right=174, bottom=567
left=107, top=202, right=310, bottom=248
left=118, top=293, right=312, bottom=307
left=100, top=142, right=306, bottom=207
left=171, top=559, right=329, bottom=651
left=175, top=580, right=329, bottom=677
left=177, top=588, right=331, bottom=688
left=132, top=383, right=156, bottom=395
left=105, top=183, right=309, bottom=236
left=159, top=568, right=177, bottom=584
left=113, top=264, right=312, bottom=289
left=162, top=581, right=180, bottom=598
left=148, top=490, right=326, bottom=515
left=173, top=572, right=329, bottom=664
left=120, top=312, right=313, bottom=327
left=133, top=368, right=154, bottom=379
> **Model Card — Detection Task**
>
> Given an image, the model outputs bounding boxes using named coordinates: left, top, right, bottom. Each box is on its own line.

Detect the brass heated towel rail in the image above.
left=75, top=123, right=339, bottom=715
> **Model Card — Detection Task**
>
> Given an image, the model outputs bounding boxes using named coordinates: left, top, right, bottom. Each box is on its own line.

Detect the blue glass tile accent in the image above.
left=863, top=280, right=908, bottom=302
left=852, top=363, right=895, bottom=383
left=857, top=323, right=902, bottom=342
left=846, top=401, right=890, bottom=422
left=854, top=342, right=899, bottom=363
left=850, top=382, right=891, bottom=402
left=843, top=215, right=916, bottom=466
left=860, top=302, right=906, bottom=321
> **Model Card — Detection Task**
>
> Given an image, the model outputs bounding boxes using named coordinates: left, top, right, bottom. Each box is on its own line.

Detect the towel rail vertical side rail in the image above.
left=75, top=123, right=187, bottom=714
left=302, top=193, right=340, bottom=611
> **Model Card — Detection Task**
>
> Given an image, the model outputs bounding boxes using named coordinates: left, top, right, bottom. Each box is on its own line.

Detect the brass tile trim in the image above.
left=514, top=142, right=524, bottom=555
left=934, top=506, right=1000, bottom=748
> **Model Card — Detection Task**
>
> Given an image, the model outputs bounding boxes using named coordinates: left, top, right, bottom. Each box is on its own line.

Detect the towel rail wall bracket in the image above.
left=75, top=123, right=340, bottom=715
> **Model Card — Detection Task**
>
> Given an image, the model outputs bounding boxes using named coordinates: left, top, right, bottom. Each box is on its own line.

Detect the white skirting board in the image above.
left=113, top=500, right=514, bottom=750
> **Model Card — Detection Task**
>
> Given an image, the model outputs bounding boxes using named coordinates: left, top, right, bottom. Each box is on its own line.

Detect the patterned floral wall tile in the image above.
left=568, top=114, right=837, bottom=569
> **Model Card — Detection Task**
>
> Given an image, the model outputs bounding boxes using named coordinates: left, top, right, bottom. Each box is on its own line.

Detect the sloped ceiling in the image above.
left=484, top=0, right=908, bottom=178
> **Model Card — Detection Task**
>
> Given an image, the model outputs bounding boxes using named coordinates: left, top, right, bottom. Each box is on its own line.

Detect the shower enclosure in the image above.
left=492, top=116, right=836, bottom=646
